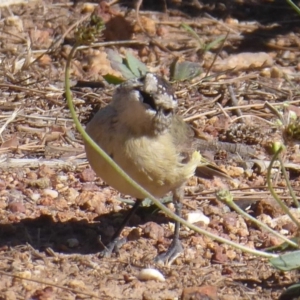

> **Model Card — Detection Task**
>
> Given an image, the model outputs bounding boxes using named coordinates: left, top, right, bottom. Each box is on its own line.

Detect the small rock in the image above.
left=30, top=287, right=54, bottom=300
left=181, top=285, right=218, bottom=300
left=143, top=222, right=164, bottom=242
left=27, top=177, right=51, bottom=188
left=137, top=268, right=165, bottom=282
left=80, top=168, right=95, bottom=182
left=76, top=191, right=106, bottom=211
left=30, top=193, right=41, bottom=202
left=226, top=249, right=237, bottom=260
left=38, top=165, right=55, bottom=178
left=64, top=187, right=79, bottom=202
left=7, top=202, right=25, bottom=213
left=81, top=182, right=100, bottom=191
left=223, top=214, right=238, bottom=234
left=39, top=196, right=54, bottom=206
left=186, top=211, right=210, bottom=225
left=127, top=228, right=141, bottom=241
left=67, top=279, right=86, bottom=289
left=26, top=172, right=37, bottom=180
left=8, top=214, right=19, bottom=222
left=212, top=246, right=227, bottom=264
left=226, top=166, right=244, bottom=177
left=270, top=66, right=283, bottom=78
left=67, top=238, right=79, bottom=248
left=42, top=189, right=58, bottom=199
left=56, top=174, right=68, bottom=182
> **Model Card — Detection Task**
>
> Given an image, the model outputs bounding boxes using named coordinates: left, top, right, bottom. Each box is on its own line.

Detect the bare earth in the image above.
left=1, top=0, right=300, bottom=299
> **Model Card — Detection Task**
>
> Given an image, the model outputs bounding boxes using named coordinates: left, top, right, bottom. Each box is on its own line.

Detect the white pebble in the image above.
left=42, top=189, right=58, bottom=199
left=30, top=193, right=41, bottom=201
left=57, top=175, right=68, bottom=182
left=137, top=268, right=165, bottom=282
left=187, top=211, right=210, bottom=225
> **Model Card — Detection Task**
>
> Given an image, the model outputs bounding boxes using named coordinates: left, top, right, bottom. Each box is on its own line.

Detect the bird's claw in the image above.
left=154, top=238, right=183, bottom=266
left=99, top=237, right=127, bottom=258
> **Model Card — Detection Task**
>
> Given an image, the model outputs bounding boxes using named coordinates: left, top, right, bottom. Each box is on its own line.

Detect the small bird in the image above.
left=85, top=73, right=228, bottom=264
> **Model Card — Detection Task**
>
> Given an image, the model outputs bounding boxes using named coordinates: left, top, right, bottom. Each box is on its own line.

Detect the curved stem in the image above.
left=65, top=42, right=278, bottom=259
left=267, top=146, right=300, bottom=227
left=278, top=156, right=300, bottom=208
left=217, top=190, right=298, bottom=248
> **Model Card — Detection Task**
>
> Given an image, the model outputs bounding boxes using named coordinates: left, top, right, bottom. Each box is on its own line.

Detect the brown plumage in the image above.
left=85, top=73, right=228, bottom=264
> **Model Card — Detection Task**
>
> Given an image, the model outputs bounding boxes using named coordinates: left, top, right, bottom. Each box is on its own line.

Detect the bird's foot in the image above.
left=99, top=237, right=127, bottom=258
left=154, top=238, right=183, bottom=266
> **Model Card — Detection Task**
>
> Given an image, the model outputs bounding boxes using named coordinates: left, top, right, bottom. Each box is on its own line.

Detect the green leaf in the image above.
left=204, top=36, right=226, bottom=52
left=125, top=52, right=148, bottom=77
left=106, top=49, right=123, bottom=63
left=103, top=74, right=124, bottom=85
left=279, top=282, right=300, bottom=300
left=107, top=50, right=148, bottom=79
left=270, top=250, right=300, bottom=271
left=107, top=49, right=135, bottom=79
left=110, top=60, right=136, bottom=79
left=170, top=59, right=202, bottom=81
left=265, top=237, right=300, bottom=252
left=181, top=23, right=202, bottom=47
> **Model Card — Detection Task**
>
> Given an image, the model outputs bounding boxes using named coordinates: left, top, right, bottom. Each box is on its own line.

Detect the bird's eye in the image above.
left=162, top=109, right=172, bottom=116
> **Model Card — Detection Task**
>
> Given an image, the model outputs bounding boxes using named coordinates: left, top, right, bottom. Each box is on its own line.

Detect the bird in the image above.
left=84, top=72, right=228, bottom=264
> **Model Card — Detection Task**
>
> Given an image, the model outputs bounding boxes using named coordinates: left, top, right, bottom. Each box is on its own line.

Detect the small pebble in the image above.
left=67, top=238, right=79, bottom=248
left=42, top=189, right=58, bottom=199
left=187, top=211, right=210, bottom=225
left=137, top=268, right=165, bottom=282
left=7, top=202, right=25, bottom=213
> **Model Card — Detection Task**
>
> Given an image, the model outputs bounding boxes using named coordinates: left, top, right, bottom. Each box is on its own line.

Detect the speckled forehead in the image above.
left=143, top=73, right=175, bottom=98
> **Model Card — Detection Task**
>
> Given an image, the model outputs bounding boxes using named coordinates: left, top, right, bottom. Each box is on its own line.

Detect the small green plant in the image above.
left=181, top=23, right=225, bottom=53
left=104, top=50, right=149, bottom=83
left=169, top=58, right=202, bottom=81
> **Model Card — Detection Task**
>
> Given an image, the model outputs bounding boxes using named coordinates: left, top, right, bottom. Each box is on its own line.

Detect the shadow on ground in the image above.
left=0, top=206, right=170, bottom=255
left=117, top=0, right=300, bottom=53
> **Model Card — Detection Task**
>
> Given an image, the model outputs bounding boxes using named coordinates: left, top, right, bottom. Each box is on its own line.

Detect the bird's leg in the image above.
left=100, top=198, right=143, bottom=257
left=155, top=187, right=184, bottom=265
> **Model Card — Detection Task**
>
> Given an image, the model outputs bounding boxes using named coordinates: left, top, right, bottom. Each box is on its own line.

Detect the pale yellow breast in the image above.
left=85, top=113, right=199, bottom=199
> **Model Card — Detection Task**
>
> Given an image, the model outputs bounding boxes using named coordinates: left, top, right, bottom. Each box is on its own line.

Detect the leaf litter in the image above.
left=1, top=0, right=300, bottom=299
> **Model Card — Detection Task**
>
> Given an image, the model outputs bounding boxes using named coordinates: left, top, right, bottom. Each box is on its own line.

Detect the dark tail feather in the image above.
left=195, top=164, right=230, bottom=180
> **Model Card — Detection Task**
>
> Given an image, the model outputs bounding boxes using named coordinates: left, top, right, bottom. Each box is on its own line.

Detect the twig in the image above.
left=228, top=85, right=243, bottom=119
left=231, top=115, right=274, bottom=126
left=31, top=40, right=149, bottom=54
left=216, top=102, right=231, bottom=120
left=183, top=99, right=300, bottom=122
left=205, top=31, right=229, bottom=77
left=0, top=108, right=21, bottom=140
